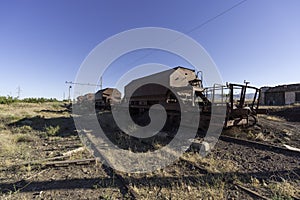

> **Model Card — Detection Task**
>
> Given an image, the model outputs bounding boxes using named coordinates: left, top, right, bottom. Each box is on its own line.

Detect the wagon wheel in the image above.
left=247, top=114, right=257, bottom=127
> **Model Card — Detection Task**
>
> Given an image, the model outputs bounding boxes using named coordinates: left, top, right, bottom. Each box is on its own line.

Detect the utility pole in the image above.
left=68, top=85, right=72, bottom=103
left=16, top=86, right=21, bottom=99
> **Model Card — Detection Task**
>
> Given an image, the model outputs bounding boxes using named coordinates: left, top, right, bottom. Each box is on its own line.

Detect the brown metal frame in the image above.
left=226, top=83, right=261, bottom=127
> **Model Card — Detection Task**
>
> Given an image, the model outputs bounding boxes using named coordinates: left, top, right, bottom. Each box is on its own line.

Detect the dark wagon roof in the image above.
left=125, top=66, right=195, bottom=87
left=95, top=88, right=121, bottom=95
left=265, top=83, right=300, bottom=93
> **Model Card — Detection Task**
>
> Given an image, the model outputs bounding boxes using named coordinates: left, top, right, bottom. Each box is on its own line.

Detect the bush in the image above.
left=22, top=97, right=59, bottom=103
left=16, top=125, right=33, bottom=133
left=45, top=125, right=60, bottom=136
left=0, top=96, right=60, bottom=104
left=13, top=134, right=35, bottom=143
left=0, top=96, right=19, bottom=104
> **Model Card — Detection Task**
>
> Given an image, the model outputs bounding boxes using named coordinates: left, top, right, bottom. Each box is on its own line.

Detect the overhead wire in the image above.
left=127, top=0, right=248, bottom=66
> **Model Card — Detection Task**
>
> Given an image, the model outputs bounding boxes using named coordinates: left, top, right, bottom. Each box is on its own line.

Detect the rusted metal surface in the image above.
left=225, top=83, right=261, bottom=127
left=95, top=88, right=121, bottom=109
left=124, top=66, right=261, bottom=128
left=76, top=66, right=263, bottom=129
left=76, top=88, right=121, bottom=110
left=77, top=93, right=95, bottom=104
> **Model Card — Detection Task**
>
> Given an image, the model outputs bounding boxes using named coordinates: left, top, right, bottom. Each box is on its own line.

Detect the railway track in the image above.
left=46, top=138, right=141, bottom=199
left=99, top=162, right=140, bottom=199
left=3, top=152, right=298, bottom=199
left=3, top=127, right=299, bottom=199
left=1, top=155, right=140, bottom=199
left=2, top=149, right=298, bottom=199
left=12, top=137, right=212, bottom=199
left=219, top=135, right=300, bottom=156
left=44, top=158, right=140, bottom=199
left=43, top=144, right=83, bottom=152
left=40, top=144, right=209, bottom=199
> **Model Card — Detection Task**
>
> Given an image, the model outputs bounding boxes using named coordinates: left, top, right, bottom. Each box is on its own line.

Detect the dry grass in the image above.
left=13, top=133, right=36, bottom=143
left=133, top=165, right=227, bottom=200
left=0, top=102, right=77, bottom=199
left=67, top=147, right=89, bottom=160
left=268, top=180, right=299, bottom=199
left=137, top=182, right=226, bottom=200
left=0, top=133, right=20, bottom=155
left=264, top=115, right=285, bottom=122
left=182, top=152, right=238, bottom=173
left=0, top=133, right=35, bottom=168
left=0, top=102, right=69, bottom=122
left=247, top=177, right=300, bottom=200
left=0, top=102, right=67, bottom=168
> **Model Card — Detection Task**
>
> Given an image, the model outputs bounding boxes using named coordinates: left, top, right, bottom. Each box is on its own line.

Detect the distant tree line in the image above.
left=0, top=96, right=62, bottom=104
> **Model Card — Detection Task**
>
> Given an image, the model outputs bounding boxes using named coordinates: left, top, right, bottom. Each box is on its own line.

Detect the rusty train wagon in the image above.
left=124, top=66, right=206, bottom=111
left=124, top=66, right=212, bottom=130
left=124, top=66, right=262, bottom=130
left=95, top=88, right=121, bottom=110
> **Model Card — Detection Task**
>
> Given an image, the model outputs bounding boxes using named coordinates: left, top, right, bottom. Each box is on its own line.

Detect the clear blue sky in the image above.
left=0, top=0, right=299, bottom=99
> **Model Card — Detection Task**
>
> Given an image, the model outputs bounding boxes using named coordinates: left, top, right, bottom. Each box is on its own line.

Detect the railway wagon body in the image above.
left=124, top=66, right=206, bottom=114
left=123, top=66, right=211, bottom=131
left=95, top=88, right=121, bottom=109
left=77, top=93, right=95, bottom=104
left=124, top=66, right=262, bottom=129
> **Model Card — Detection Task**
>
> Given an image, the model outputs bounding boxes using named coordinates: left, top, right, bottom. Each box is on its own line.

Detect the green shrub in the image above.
left=22, top=97, right=59, bottom=103
left=0, top=96, right=19, bottom=104
left=45, top=125, right=60, bottom=136
left=13, top=134, right=35, bottom=143
left=0, top=96, right=60, bottom=104
left=16, top=125, right=33, bottom=133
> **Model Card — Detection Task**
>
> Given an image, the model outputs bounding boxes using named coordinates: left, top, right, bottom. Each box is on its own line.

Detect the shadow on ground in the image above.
left=268, top=106, right=300, bottom=122
left=9, top=115, right=77, bottom=137
left=0, top=167, right=299, bottom=194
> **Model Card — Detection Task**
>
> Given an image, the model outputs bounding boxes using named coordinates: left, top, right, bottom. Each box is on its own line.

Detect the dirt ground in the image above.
left=223, top=105, right=300, bottom=149
left=0, top=102, right=299, bottom=199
